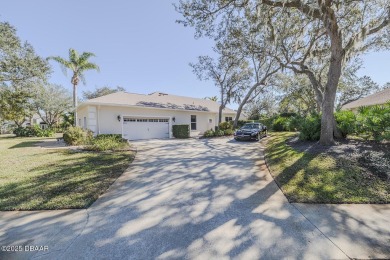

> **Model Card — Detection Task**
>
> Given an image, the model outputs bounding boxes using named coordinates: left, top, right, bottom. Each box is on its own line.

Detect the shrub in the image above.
left=86, top=136, right=128, bottom=151
left=33, top=125, right=55, bottom=137
left=279, top=112, right=298, bottom=118
left=172, top=124, right=190, bottom=138
left=287, top=116, right=303, bottom=132
left=356, top=104, right=390, bottom=141
left=63, top=126, right=92, bottom=145
left=96, top=134, right=122, bottom=141
left=272, top=116, right=289, bottom=131
left=61, top=112, right=74, bottom=129
left=258, top=117, right=275, bottom=130
left=299, top=114, right=321, bottom=141
left=14, top=126, right=34, bottom=137
left=51, top=127, right=65, bottom=133
left=214, top=129, right=225, bottom=137
left=335, top=110, right=356, bottom=137
left=13, top=125, right=54, bottom=137
left=224, top=129, right=235, bottom=135
left=219, top=121, right=233, bottom=131
left=203, top=129, right=215, bottom=138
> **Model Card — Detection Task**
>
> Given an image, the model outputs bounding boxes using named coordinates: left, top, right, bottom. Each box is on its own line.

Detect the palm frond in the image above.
left=69, top=48, right=79, bottom=65
left=80, top=62, right=100, bottom=73
left=79, top=52, right=96, bottom=63
left=47, top=56, right=72, bottom=76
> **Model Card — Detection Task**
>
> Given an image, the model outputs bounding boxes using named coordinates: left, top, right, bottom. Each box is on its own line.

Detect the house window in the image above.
left=225, top=117, right=233, bottom=122
left=191, top=115, right=197, bottom=130
left=209, top=119, right=212, bottom=123
left=78, top=118, right=82, bottom=127
left=83, top=117, right=87, bottom=129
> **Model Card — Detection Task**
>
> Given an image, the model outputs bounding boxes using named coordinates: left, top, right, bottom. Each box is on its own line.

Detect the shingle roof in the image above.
left=342, top=88, right=390, bottom=109
left=79, top=91, right=236, bottom=114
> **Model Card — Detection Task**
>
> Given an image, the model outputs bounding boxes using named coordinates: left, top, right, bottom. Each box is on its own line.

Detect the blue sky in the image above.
left=2, top=1, right=389, bottom=108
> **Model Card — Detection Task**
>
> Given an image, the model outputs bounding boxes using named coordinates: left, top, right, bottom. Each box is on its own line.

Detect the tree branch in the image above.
left=261, top=0, right=321, bottom=19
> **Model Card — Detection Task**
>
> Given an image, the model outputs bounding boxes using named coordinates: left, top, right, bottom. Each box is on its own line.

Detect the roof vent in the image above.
left=149, top=92, right=168, bottom=96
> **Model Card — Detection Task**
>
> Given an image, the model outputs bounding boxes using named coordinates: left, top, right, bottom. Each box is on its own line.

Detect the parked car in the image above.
left=234, top=123, right=267, bottom=141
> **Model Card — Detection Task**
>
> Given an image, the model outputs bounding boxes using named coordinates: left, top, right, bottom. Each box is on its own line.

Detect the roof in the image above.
left=342, top=88, right=390, bottom=110
left=79, top=91, right=236, bottom=114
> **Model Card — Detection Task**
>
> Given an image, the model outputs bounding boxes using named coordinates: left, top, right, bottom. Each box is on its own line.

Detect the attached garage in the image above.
left=122, top=117, right=170, bottom=140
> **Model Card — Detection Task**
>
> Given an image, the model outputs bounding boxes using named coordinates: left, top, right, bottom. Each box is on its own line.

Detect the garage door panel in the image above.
left=123, top=117, right=169, bottom=140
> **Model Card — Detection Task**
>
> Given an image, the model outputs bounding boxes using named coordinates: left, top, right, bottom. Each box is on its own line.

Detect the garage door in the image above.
left=122, top=117, right=169, bottom=140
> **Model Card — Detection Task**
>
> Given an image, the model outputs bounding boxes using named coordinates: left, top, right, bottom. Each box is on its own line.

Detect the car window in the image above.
left=242, top=124, right=260, bottom=129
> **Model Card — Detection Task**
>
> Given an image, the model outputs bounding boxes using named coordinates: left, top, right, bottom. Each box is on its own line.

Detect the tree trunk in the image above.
left=218, top=105, right=224, bottom=127
left=234, top=103, right=244, bottom=128
left=320, top=12, right=343, bottom=145
left=218, top=93, right=224, bottom=125
left=73, top=83, right=77, bottom=126
left=14, top=120, right=23, bottom=127
left=233, top=82, right=261, bottom=128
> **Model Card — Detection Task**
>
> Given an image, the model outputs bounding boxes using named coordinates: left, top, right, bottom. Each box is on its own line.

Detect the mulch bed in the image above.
left=286, top=136, right=390, bottom=181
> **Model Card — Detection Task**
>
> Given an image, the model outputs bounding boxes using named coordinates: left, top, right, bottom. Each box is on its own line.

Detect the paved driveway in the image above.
left=1, top=138, right=389, bottom=259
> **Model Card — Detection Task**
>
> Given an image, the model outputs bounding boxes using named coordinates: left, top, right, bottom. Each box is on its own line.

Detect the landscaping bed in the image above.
left=264, top=132, right=390, bottom=203
left=287, top=136, right=390, bottom=181
left=0, top=135, right=135, bottom=210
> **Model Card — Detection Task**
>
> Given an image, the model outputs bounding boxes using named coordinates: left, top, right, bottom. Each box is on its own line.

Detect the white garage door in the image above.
left=123, top=117, right=169, bottom=140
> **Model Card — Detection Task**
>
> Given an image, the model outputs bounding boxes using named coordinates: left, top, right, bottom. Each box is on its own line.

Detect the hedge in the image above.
left=172, top=124, right=190, bottom=138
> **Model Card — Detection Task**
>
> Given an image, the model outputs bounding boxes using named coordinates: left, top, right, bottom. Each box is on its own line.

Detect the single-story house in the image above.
left=23, top=114, right=48, bottom=129
left=342, top=88, right=390, bottom=112
left=77, top=91, right=237, bottom=140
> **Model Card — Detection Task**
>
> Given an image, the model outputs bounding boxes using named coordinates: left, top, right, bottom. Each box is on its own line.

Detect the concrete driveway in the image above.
left=1, top=137, right=389, bottom=259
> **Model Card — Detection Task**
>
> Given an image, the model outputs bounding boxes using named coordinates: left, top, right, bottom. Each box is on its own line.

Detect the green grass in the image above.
left=265, top=132, right=390, bottom=203
left=0, top=135, right=135, bottom=210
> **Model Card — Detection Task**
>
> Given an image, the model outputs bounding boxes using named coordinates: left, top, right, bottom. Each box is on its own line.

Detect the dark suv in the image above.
left=234, top=123, right=267, bottom=141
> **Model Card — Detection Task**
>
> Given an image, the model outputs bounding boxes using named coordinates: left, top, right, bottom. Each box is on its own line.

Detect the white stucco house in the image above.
left=77, top=91, right=237, bottom=140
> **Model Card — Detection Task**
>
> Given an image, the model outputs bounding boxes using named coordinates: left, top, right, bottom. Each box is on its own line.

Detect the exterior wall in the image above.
left=212, top=113, right=237, bottom=126
left=79, top=105, right=222, bottom=137
left=77, top=107, right=89, bottom=129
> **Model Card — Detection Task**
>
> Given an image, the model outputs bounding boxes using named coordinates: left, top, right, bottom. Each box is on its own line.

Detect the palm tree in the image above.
left=48, top=48, right=99, bottom=126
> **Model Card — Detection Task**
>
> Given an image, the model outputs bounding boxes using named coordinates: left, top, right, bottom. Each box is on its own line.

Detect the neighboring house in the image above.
left=342, top=88, right=390, bottom=112
left=23, top=114, right=48, bottom=129
left=77, top=91, right=237, bottom=140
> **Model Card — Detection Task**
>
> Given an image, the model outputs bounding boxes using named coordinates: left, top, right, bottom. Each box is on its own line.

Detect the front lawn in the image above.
left=264, top=132, right=390, bottom=203
left=0, top=135, right=135, bottom=210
